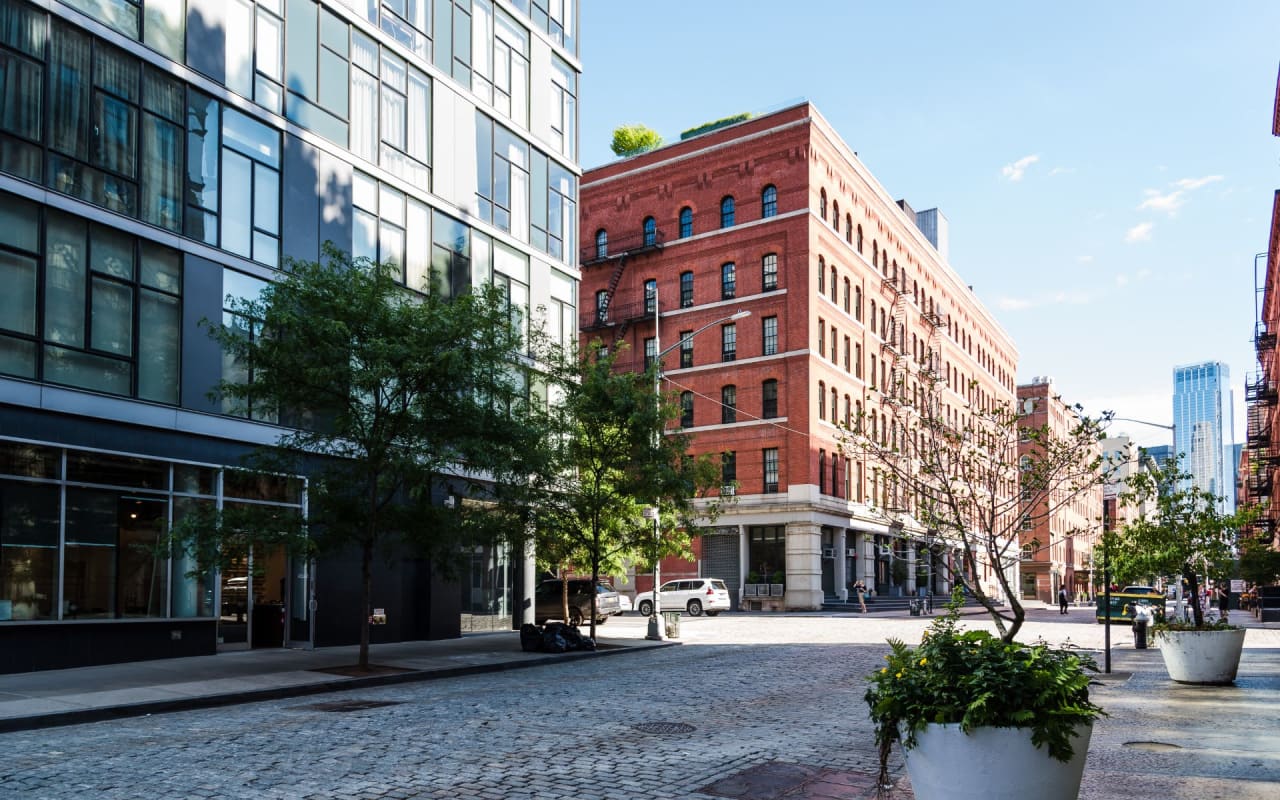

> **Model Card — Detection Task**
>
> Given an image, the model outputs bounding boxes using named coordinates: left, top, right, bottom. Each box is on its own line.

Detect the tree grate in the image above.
left=632, top=721, right=696, bottom=735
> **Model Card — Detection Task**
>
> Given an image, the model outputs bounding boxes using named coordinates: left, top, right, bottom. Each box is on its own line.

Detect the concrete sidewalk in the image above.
left=0, top=629, right=669, bottom=733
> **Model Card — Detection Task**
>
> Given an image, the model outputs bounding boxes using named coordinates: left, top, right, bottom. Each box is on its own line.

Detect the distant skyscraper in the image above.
left=1172, top=362, right=1236, bottom=514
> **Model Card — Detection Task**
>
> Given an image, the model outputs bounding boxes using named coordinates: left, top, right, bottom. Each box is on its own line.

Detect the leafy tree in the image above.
left=510, top=341, right=723, bottom=639
left=1113, top=459, right=1254, bottom=627
left=203, top=247, right=538, bottom=668
left=1239, top=534, right=1280, bottom=587
left=610, top=124, right=663, bottom=158
left=839, top=378, right=1108, bottom=642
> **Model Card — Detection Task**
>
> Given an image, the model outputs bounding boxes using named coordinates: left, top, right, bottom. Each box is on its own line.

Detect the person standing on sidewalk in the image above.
left=854, top=580, right=867, bottom=613
left=1058, top=586, right=1070, bottom=615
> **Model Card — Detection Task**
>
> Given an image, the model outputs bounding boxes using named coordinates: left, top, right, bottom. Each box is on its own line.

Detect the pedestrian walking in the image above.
left=854, top=580, right=867, bottom=613
left=1058, top=586, right=1070, bottom=615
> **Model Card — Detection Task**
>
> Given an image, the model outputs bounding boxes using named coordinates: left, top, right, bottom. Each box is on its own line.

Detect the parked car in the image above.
left=635, top=578, right=731, bottom=617
left=615, top=593, right=633, bottom=615
left=534, top=579, right=620, bottom=626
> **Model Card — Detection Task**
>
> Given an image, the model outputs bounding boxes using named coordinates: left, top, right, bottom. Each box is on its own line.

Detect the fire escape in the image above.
left=578, top=229, right=666, bottom=345
left=1245, top=246, right=1279, bottom=539
left=880, top=268, right=910, bottom=513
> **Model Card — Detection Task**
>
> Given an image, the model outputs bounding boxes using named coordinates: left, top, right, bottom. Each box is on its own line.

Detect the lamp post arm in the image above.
left=655, top=309, right=750, bottom=362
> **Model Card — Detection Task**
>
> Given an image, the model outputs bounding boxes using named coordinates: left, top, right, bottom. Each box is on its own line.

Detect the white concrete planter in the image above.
left=1156, top=627, right=1246, bottom=685
left=903, top=722, right=1092, bottom=800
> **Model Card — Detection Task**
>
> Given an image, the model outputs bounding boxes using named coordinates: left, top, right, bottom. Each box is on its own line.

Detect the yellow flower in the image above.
left=895, top=672, right=903, bottom=679
left=881, top=668, right=888, bottom=674
left=919, top=657, right=928, bottom=666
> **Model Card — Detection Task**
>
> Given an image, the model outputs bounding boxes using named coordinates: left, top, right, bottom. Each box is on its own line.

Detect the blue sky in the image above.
left=578, top=1, right=1280, bottom=447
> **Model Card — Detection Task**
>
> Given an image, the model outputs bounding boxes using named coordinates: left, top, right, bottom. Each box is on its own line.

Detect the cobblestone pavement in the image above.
left=2, top=608, right=1278, bottom=800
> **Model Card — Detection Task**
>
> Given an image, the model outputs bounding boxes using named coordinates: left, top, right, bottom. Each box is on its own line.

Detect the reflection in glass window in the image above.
left=476, top=114, right=529, bottom=239
left=679, top=206, right=692, bottom=238
left=720, top=195, right=734, bottom=228
left=721, top=385, right=736, bottom=424
left=220, top=108, right=280, bottom=267
left=0, top=480, right=59, bottom=620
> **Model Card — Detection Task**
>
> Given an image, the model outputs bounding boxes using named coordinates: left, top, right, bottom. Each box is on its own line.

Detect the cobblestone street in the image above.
left=3, top=609, right=1279, bottom=799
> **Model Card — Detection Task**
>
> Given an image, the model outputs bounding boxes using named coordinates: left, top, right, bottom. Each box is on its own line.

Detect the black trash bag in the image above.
left=541, top=625, right=570, bottom=653
left=520, top=623, right=542, bottom=652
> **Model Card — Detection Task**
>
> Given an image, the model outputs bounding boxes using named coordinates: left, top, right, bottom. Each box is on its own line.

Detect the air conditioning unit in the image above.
left=846, top=548, right=857, bottom=558
left=721, top=485, right=736, bottom=496
left=821, top=546, right=835, bottom=559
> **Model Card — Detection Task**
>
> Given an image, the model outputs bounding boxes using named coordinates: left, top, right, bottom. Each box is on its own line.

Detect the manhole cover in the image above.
left=1123, top=741, right=1183, bottom=752
left=633, top=721, right=696, bottom=735
left=297, top=699, right=403, bottom=713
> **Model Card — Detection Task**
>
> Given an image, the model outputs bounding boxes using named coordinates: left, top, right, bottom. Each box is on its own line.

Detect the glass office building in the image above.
left=0, top=0, right=579, bottom=673
left=1172, top=361, right=1236, bottom=515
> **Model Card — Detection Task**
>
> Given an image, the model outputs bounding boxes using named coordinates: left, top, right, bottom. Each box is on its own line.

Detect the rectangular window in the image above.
left=721, top=451, right=736, bottom=484
left=431, top=209, right=471, bottom=298
left=721, top=262, right=735, bottom=299
left=680, top=271, right=693, bottom=308
left=762, top=253, right=777, bottom=291
left=819, top=449, right=826, bottom=495
left=548, top=53, right=575, bottom=159
left=843, top=336, right=851, bottom=370
left=762, top=379, right=777, bottom=419
left=721, top=323, right=736, bottom=362
left=855, top=343, right=863, bottom=378
left=764, top=448, right=779, bottom=493
left=830, top=325, right=837, bottom=362
left=529, top=151, right=576, bottom=263
left=763, top=316, right=777, bottom=356
left=644, top=336, right=656, bottom=372
left=679, top=331, right=693, bottom=369
left=721, top=385, right=736, bottom=424
left=61, top=0, right=139, bottom=39
left=221, top=107, right=280, bottom=267
left=817, top=319, right=825, bottom=355
left=643, top=278, right=657, bottom=315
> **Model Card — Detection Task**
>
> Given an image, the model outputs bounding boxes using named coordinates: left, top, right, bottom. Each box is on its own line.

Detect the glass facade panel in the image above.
left=0, top=250, right=36, bottom=335
left=0, top=480, right=59, bottom=620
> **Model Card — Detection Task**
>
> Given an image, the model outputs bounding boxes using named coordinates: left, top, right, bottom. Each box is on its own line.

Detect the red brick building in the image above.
left=1017, top=378, right=1103, bottom=603
left=579, top=103, right=1017, bottom=610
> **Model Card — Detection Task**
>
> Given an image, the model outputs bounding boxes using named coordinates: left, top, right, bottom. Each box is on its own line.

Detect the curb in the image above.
left=0, top=640, right=678, bottom=734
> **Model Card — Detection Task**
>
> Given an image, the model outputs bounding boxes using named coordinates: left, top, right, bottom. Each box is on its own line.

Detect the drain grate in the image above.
left=632, top=721, right=696, bottom=735
left=298, top=699, right=403, bottom=713
left=1123, top=741, right=1183, bottom=752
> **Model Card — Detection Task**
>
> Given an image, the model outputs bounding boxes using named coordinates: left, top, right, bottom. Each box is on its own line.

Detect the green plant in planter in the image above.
left=865, top=591, right=1104, bottom=789
left=1112, top=458, right=1255, bottom=630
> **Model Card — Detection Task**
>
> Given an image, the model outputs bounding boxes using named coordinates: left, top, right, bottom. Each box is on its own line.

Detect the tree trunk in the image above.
left=589, top=557, right=599, bottom=641
left=1185, top=564, right=1203, bottom=628
left=360, top=538, right=372, bottom=669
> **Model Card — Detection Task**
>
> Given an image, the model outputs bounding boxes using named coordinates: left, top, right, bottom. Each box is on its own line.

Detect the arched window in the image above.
left=818, top=381, right=826, bottom=418
left=819, top=189, right=827, bottom=220
left=832, top=200, right=839, bottom=229
left=679, top=206, right=693, bottom=238
left=830, top=265, right=837, bottom=302
left=762, top=378, right=778, bottom=418
left=720, top=196, right=735, bottom=228
left=642, top=216, right=656, bottom=247
left=844, top=394, right=852, bottom=427
left=761, top=185, right=777, bottom=218
left=818, top=256, right=825, bottom=294
left=680, top=391, right=694, bottom=428
left=819, top=451, right=827, bottom=494
left=869, top=299, right=876, bottom=330
left=854, top=286, right=862, bottom=320
left=831, top=387, right=838, bottom=424
left=857, top=225, right=863, bottom=253
left=872, top=240, right=878, bottom=264
left=882, top=252, right=888, bottom=274
left=721, top=385, right=737, bottom=424
left=595, top=228, right=608, bottom=259
left=855, top=400, right=863, bottom=431
left=845, top=213, right=852, bottom=243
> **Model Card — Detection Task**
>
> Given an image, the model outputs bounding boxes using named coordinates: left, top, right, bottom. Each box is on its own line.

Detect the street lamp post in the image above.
left=644, top=298, right=750, bottom=641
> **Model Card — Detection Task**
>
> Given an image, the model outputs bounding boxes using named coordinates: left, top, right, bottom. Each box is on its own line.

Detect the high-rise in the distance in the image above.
left=1173, top=361, right=1236, bottom=514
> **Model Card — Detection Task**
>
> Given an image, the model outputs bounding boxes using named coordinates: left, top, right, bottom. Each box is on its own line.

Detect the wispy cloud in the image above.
left=1139, top=189, right=1185, bottom=214
left=1125, top=222, right=1154, bottom=243
left=1174, top=175, right=1223, bottom=190
left=1115, top=274, right=1129, bottom=287
left=995, top=290, right=1092, bottom=311
left=1048, top=166, right=1075, bottom=176
left=1001, top=154, right=1040, bottom=182
left=1136, top=175, right=1224, bottom=216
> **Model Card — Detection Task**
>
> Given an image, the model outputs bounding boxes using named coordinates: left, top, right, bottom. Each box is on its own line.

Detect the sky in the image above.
left=578, top=1, right=1280, bottom=448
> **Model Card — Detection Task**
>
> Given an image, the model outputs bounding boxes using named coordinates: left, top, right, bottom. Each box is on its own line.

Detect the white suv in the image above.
left=636, top=578, right=731, bottom=617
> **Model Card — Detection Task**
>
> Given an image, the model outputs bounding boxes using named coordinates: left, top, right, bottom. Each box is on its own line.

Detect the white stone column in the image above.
left=835, top=529, right=848, bottom=601
left=785, top=521, right=823, bottom=610
left=907, top=548, right=918, bottom=594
